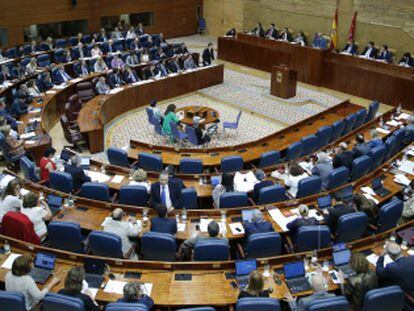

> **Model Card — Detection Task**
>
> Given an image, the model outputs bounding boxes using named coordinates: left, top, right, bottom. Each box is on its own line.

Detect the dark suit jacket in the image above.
left=251, top=27, right=265, bottom=38
left=324, top=204, right=355, bottom=233
left=202, top=48, right=214, bottom=66
left=252, top=180, right=274, bottom=202
left=378, top=50, right=392, bottom=63
left=64, top=164, right=91, bottom=191
left=266, top=28, right=278, bottom=39
left=150, top=181, right=182, bottom=208
left=108, top=73, right=124, bottom=88
left=243, top=221, right=274, bottom=238
left=150, top=217, right=177, bottom=235
left=0, top=109, right=18, bottom=129
left=11, top=99, right=28, bottom=117
left=287, top=217, right=319, bottom=240
left=361, top=47, right=378, bottom=59
left=343, top=43, right=358, bottom=55
left=376, top=255, right=414, bottom=295
left=352, top=143, right=371, bottom=158
left=74, top=64, right=89, bottom=77
left=333, top=151, right=354, bottom=169
left=123, top=71, right=139, bottom=84
left=399, top=56, right=414, bottom=67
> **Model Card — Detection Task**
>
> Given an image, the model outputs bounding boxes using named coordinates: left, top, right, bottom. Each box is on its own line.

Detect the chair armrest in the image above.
left=236, top=242, right=246, bottom=259
left=284, top=235, right=295, bottom=254
left=368, top=223, right=378, bottom=231
left=111, top=193, right=118, bottom=204
left=250, top=163, right=257, bottom=169
left=248, top=197, right=256, bottom=206
left=405, top=293, right=414, bottom=306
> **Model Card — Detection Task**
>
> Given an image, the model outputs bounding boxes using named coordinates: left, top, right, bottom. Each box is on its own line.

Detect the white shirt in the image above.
left=160, top=184, right=172, bottom=208
left=21, top=206, right=48, bottom=238
left=364, top=47, right=373, bottom=58
left=91, top=48, right=102, bottom=58
left=103, top=218, right=141, bottom=258
left=0, top=195, right=21, bottom=222
left=28, top=86, right=41, bottom=97
left=271, top=171, right=308, bottom=198
left=126, top=31, right=136, bottom=40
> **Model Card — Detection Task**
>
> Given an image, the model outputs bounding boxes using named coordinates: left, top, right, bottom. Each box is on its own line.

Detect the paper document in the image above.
left=290, top=207, right=324, bottom=221
left=29, top=117, right=41, bottom=123
left=361, top=186, right=377, bottom=197
left=109, top=87, right=123, bottom=94
left=24, top=140, right=36, bottom=145
left=20, top=132, right=36, bottom=140
left=362, top=193, right=379, bottom=204
left=398, top=160, right=414, bottom=175
left=234, top=171, right=258, bottom=193
left=29, top=108, right=42, bottom=114
left=104, top=280, right=152, bottom=296
left=177, top=223, right=186, bottom=232
left=394, top=174, right=411, bottom=186
left=376, top=127, right=390, bottom=135
left=396, top=113, right=411, bottom=120
left=366, top=253, right=393, bottom=267
left=20, top=188, right=30, bottom=196
left=1, top=253, right=22, bottom=269
left=0, top=175, right=15, bottom=188
left=268, top=208, right=297, bottom=232
left=111, top=175, right=124, bottom=184
left=386, top=120, right=403, bottom=127
left=200, top=218, right=213, bottom=232
left=45, top=90, right=57, bottom=95
left=229, top=222, right=245, bottom=235
left=85, top=170, right=111, bottom=183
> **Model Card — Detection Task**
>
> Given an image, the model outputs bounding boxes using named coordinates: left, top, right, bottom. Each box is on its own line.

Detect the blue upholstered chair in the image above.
left=79, top=182, right=110, bottom=201
left=88, top=231, right=123, bottom=258
left=362, top=285, right=405, bottom=311
left=107, top=147, right=130, bottom=168
left=376, top=199, right=403, bottom=233
left=316, top=125, right=332, bottom=149
left=343, top=113, right=357, bottom=134
left=257, top=185, right=287, bottom=204
left=366, top=101, right=379, bottom=122
left=194, top=239, right=229, bottom=261
left=220, top=156, right=243, bottom=172
left=296, top=225, right=331, bottom=252
left=335, top=212, right=367, bottom=243
left=246, top=232, right=282, bottom=258
left=326, top=166, right=350, bottom=190
left=170, top=120, right=188, bottom=144
left=384, top=135, right=398, bottom=160
left=350, top=155, right=371, bottom=181
left=223, top=110, right=242, bottom=132
left=146, top=107, right=156, bottom=125
left=0, top=290, right=25, bottom=311
left=301, top=134, right=319, bottom=156
left=138, top=153, right=163, bottom=172
left=49, top=171, right=73, bottom=193
left=181, top=188, right=198, bottom=209
left=37, top=54, right=51, bottom=67
left=43, top=293, right=84, bottom=311
left=141, top=232, right=176, bottom=261
left=354, top=109, right=368, bottom=129
left=54, top=49, right=66, bottom=63
left=119, top=185, right=148, bottom=206
left=392, top=128, right=406, bottom=151
left=20, top=156, right=40, bottom=182
left=258, top=150, right=281, bottom=168
left=304, top=296, right=349, bottom=311
left=296, top=176, right=322, bottom=198
left=48, top=221, right=84, bottom=253
left=68, top=36, right=78, bottom=46
left=286, top=142, right=303, bottom=161
left=105, top=302, right=148, bottom=311
left=186, top=126, right=200, bottom=146
left=6, top=47, right=18, bottom=58
left=236, top=297, right=281, bottom=311
left=177, top=308, right=215, bottom=311
left=330, top=119, right=346, bottom=142
left=55, top=39, right=68, bottom=48
left=219, top=192, right=249, bottom=208
left=367, top=145, right=387, bottom=171
left=179, top=158, right=203, bottom=174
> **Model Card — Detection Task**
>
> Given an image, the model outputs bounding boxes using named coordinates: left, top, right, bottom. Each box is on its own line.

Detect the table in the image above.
left=176, top=106, right=220, bottom=127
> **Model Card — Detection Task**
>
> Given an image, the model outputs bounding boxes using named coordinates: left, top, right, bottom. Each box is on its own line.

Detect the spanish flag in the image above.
left=330, top=8, right=338, bottom=50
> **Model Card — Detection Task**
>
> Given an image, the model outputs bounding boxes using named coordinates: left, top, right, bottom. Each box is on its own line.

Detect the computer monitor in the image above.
left=317, top=195, right=332, bottom=209
left=283, top=261, right=305, bottom=279
left=84, top=258, right=106, bottom=275
left=333, top=249, right=351, bottom=266
left=235, top=259, right=257, bottom=277
left=241, top=210, right=254, bottom=222
left=34, top=253, right=56, bottom=270
left=371, top=177, right=382, bottom=190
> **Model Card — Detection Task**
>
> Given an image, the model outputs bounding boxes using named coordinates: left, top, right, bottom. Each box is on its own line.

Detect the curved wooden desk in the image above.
left=176, top=106, right=220, bottom=127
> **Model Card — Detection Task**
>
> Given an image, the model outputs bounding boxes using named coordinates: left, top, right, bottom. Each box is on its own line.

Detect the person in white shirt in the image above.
left=95, top=76, right=111, bottom=95
left=93, top=57, right=108, bottom=73
left=126, top=26, right=136, bottom=40
left=126, top=52, right=139, bottom=66
left=21, top=192, right=52, bottom=241
left=27, top=79, right=41, bottom=98
left=0, top=178, right=22, bottom=222
left=271, top=163, right=308, bottom=198
left=130, top=168, right=151, bottom=193
left=90, top=44, right=103, bottom=58
left=25, top=57, right=39, bottom=75
left=103, top=208, right=141, bottom=259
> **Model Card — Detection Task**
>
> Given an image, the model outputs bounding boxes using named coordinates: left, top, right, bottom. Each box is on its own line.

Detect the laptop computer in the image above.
left=29, top=253, right=56, bottom=284
left=84, top=258, right=106, bottom=288
left=283, top=261, right=311, bottom=294
left=235, top=259, right=257, bottom=288
left=371, top=178, right=391, bottom=197
left=47, top=194, right=63, bottom=216
left=241, top=210, right=254, bottom=222
left=317, top=195, right=332, bottom=210
left=333, top=249, right=356, bottom=278
left=335, top=185, right=354, bottom=204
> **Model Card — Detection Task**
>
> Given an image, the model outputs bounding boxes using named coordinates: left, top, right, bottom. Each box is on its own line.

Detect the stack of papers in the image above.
left=268, top=208, right=297, bottom=232
left=229, top=222, right=245, bottom=235
left=398, top=160, right=414, bottom=175
left=85, top=170, right=111, bottom=183
left=376, top=127, right=390, bottom=135
left=111, top=175, right=124, bottom=184
left=45, top=90, right=57, bottom=95
left=1, top=253, right=21, bottom=269
left=366, top=253, right=393, bottom=267
left=109, top=87, right=123, bottom=94
left=20, top=132, right=36, bottom=140
left=361, top=186, right=377, bottom=196
left=104, top=280, right=153, bottom=296
left=199, top=219, right=226, bottom=233
left=234, top=171, right=258, bottom=193
left=362, top=193, right=379, bottom=204
left=386, top=120, right=403, bottom=127
left=396, top=113, right=412, bottom=120
left=394, top=174, right=411, bottom=186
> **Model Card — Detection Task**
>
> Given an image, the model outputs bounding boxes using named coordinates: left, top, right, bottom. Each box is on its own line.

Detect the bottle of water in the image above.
left=182, top=208, right=187, bottom=222
left=4, top=240, right=10, bottom=254
left=68, top=194, right=75, bottom=208
left=311, top=250, right=318, bottom=268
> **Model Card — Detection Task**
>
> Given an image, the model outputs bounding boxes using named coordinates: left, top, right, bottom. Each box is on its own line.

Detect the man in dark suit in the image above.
left=279, top=27, right=293, bottom=42
left=0, top=100, right=18, bottom=130
left=202, top=43, right=215, bottom=66
left=38, top=71, right=54, bottom=92
left=150, top=204, right=177, bottom=235
left=286, top=205, right=319, bottom=241
left=324, top=201, right=355, bottom=233
left=250, top=23, right=265, bottom=38
left=150, top=171, right=182, bottom=210
left=342, top=40, right=358, bottom=55
left=333, top=142, right=354, bottom=169
left=108, top=68, right=124, bottom=88
left=123, top=66, right=140, bottom=84
left=142, top=64, right=158, bottom=80
left=73, top=60, right=89, bottom=77
left=352, top=134, right=371, bottom=158
left=64, top=154, right=91, bottom=191
left=399, top=52, right=414, bottom=67
left=71, top=43, right=86, bottom=60
left=251, top=169, right=273, bottom=202
left=53, top=64, right=72, bottom=84
left=243, top=209, right=274, bottom=238
left=11, top=92, right=28, bottom=117
left=266, top=23, right=278, bottom=40
left=166, top=58, right=180, bottom=73
left=378, top=45, right=392, bottom=63
left=361, top=41, right=377, bottom=59
left=376, top=242, right=414, bottom=295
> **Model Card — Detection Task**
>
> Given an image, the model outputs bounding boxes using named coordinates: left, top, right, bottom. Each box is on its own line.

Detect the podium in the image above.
left=270, top=65, right=297, bottom=98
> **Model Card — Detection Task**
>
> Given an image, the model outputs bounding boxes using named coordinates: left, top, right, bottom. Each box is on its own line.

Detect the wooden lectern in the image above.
left=270, top=65, right=297, bottom=98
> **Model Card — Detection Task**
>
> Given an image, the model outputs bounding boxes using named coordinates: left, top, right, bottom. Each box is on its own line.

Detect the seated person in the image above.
left=5, top=255, right=60, bottom=311
left=93, top=57, right=108, bottom=73
left=0, top=179, right=22, bottom=222
left=286, top=204, right=319, bottom=241
left=155, top=60, right=168, bottom=77
left=271, top=163, right=308, bottom=198
left=129, top=38, right=141, bottom=51
left=165, top=165, right=186, bottom=189
left=149, top=99, right=163, bottom=121
left=279, top=27, right=293, bottom=42
left=367, top=129, right=384, bottom=149
left=95, top=76, right=111, bottom=95
left=117, top=281, right=154, bottom=309
left=251, top=169, right=273, bottom=202
left=212, top=171, right=235, bottom=208
left=54, top=64, right=72, bottom=84
left=265, top=23, right=278, bottom=40
left=150, top=171, right=182, bottom=210
left=324, top=200, right=355, bottom=233
left=311, top=152, right=333, bottom=190
left=26, top=79, right=41, bottom=98
left=126, top=51, right=140, bottom=66
left=90, top=44, right=103, bottom=58
left=183, top=54, right=197, bottom=70
left=38, top=71, right=54, bottom=92
left=352, top=134, right=371, bottom=158
left=378, top=45, right=393, bottom=63
left=399, top=52, right=414, bottom=67
left=0, top=99, right=19, bottom=130
left=108, top=68, right=124, bottom=88
left=243, top=209, right=274, bottom=238
left=405, top=116, right=414, bottom=142
left=58, top=267, right=99, bottom=311
left=166, top=58, right=180, bottom=73
left=111, top=54, right=125, bottom=70
left=130, top=168, right=151, bottom=193
left=285, top=272, right=336, bottom=311
left=74, top=59, right=90, bottom=77
left=39, top=147, right=57, bottom=183
left=162, top=104, right=180, bottom=139
left=25, top=58, right=39, bottom=75
left=1, top=125, right=25, bottom=157
left=338, top=252, right=378, bottom=311
left=249, top=22, right=265, bottom=37
left=399, top=181, right=414, bottom=224
left=103, top=208, right=141, bottom=259
left=21, top=192, right=52, bottom=241
left=71, top=43, right=86, bottom=60
left=294, top=31, right=307, bottom=46
left=226, top=28, right=236, bottom=37
left=333, top=142, right=353, bottom=169
left=238, top=271, right=270, bottom=299
left=178, top=220, right=226, bottom=260
left=353, top=193, right=378, bottom=223
left=191, top=116, right=211, bottom=145
left=0, top=65, right=12, bottom=82
left=376, top=241, right=414, bottom=295
left=312, top=33, right=327, bottom=49
left=150, top=203, right=177, bottom=235
left=342, top=40, right=358, bottom=55
left=11, top=92, right=29, bottom=117
left=143, top=64, right=157, bottom=79
left=64, top=154, right=91, bottom=191
left=361, top=41, right=377, bottom=59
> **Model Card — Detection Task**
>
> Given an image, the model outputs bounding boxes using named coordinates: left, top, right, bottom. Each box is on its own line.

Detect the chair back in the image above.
left=186, top=126, right=199, bottom=145
left=219, top=192, right=249, bottom=208
left=351, top=155, right=371, bottom=181
left=343, top=113, right=357, bottom=134
left=55, top=39, right=68, bottom=48
left=296, top=225, right=331, bottom=252
left=194, top=239, right=229, bottom=261
left=77, top=82, right=95, bottom=103
left=119, top=185, right=149, bottom=206
left=88, top=231, right=123, bottom=258
left=296, top=176, right=322, bottom=198
left=43, top=293, right=84, bottom=311
left=37, top=54, right=51, bottom=67
left=330, top=119, right=346, bottom=142
left=179, top=158, right=203, bottom=174
left=366, top=101, right=379, bottom=122
left=1, top=212, right=40, bottom=245
left=246, top=232, right=282, bottom=258
left=304, top=296, right=349, bottom=311
left=105, top=302, right=149, bottom=311
left=327, top=166, right=350, bottom=190
left=48, top=221, right=84, bottom=253
left=336, top=212, right=367, bottom=243
left=49, top=171, right=74, bottom=193
left=146, top=108, right=156, bottom=125
left=257, top=185, right=286, bottom=204
left=235, top=297, right=281, bottom=311
left=6, top=47, right=17, bottom=58
left=138, top=153, right=163, bottom=172
left=79, top=182, right=110, bottom=201
left=107, top=147, right=130, bottom=168
left=286, top=141, right=303, bottom=161
left=0, top=290, right=26, bottom=311
left=362, top=285, right=405, bottom=311
left=181, top=188, right=198, bottom=209
left=316, top=126, right=332, bottom=149
left=20, top=156, right=39, bottom=182
left=354, top=109, right=368, bottom=129
left=367, top=145, right=387, bottom=171
left=69, top=94, right=82, bottom=112
left=54, top=49, right=66, bottom=63
left=220, top=156, right=243, bottom=172
left=177, top=308, right=216, bottom=311
left=170, top=120, right=186, bottom=141
left=69, top=37, right=78, bottom=46
left=384, top=135, right=398, bottom=160
left=141, top=232, right=176, bottom=261
left=259, top=150, right=280, bottom=168
left=301, top=134, right=319, bottom=156
left=377, top=199, right=403, bottom=233
left=154, top=119, right=164, bottom=136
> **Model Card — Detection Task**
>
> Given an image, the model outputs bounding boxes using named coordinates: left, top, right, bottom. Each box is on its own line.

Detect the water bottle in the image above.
left=221, top=210, right=227, bottom=223
left=182, top=208, right=187, bottom=222
left=397, top=104, right=402, bottom=115
left=68, top=195, right=75, bottom=208
left=3, top=240, right=10, bottom=254
left=263, top=261, right=270, bottom=278
left=311, top=250, right=318, bottom=268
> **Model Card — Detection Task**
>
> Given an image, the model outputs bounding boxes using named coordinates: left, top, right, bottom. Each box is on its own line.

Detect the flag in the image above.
left=330, top=8, right=338, bottom=49
left=348, top=11, right=358, bottom=41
